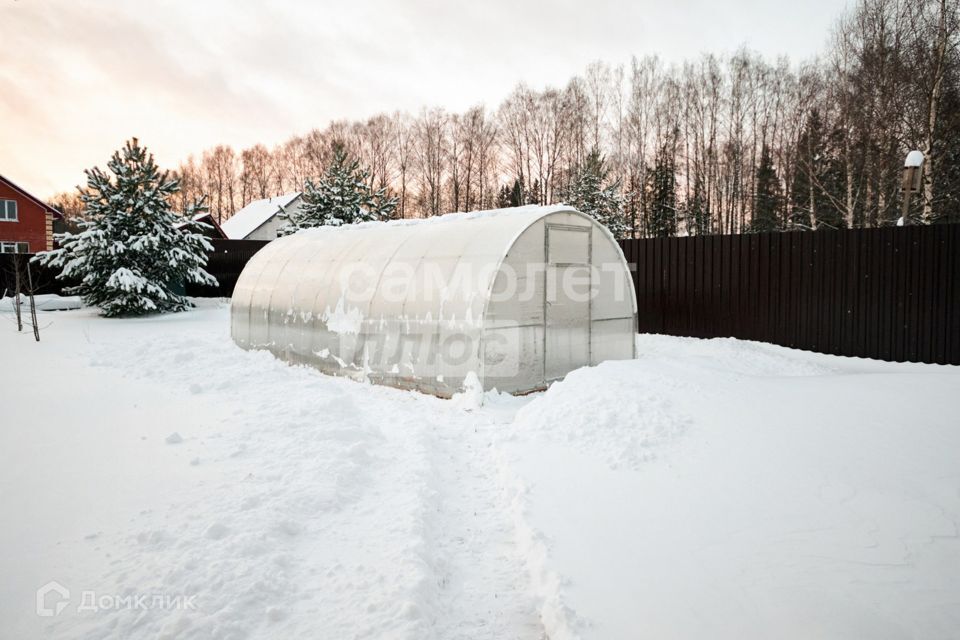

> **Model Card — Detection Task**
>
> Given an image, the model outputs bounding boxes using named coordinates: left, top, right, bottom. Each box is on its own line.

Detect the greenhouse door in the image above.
left=544, top=224, right=591, bottom=381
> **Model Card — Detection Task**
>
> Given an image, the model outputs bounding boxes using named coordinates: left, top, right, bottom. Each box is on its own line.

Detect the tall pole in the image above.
left=900, top=183, right=912, bottom=226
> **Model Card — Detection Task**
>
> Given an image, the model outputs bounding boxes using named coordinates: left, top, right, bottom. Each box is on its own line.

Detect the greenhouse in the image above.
left=230, top=205, right=637, bottom=396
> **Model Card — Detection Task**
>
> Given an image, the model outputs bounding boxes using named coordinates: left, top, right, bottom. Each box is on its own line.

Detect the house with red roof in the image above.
left=0, top=174, right=63, bottom=254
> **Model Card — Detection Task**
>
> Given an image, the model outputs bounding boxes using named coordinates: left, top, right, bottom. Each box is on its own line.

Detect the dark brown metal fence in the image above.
left=6, top=230, right=957, bottom=365
left=0, top=239, right=270, bottom=299
left=185, top=239, right=269, bottom=297
left=619, top=224, right=960, bottom=365
left=0, top=253, right=66, bottom=297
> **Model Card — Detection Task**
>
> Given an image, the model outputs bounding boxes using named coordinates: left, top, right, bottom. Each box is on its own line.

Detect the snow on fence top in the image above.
left=230, top=205, right=637, bottom=397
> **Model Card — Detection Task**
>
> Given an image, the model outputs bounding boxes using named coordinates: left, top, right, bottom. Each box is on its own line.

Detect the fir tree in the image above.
left=35, top=138, right=216, bottom=317
left=496, top=183, right=512, bottom=208
left=561, top=148, right=628, bottom=238
left=281, top=143, right=396, bottom=232
left=750, top=144, right=781, bottom=233
left=497, top=177, right=526, bottom=208
left=526, top=179, right=542, bottom=205
left=647, top=143, right=677, bottom=238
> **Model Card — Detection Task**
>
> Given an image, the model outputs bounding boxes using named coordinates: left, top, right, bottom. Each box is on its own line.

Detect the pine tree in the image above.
left=750, top=144, right=781, bottom=233
left=561, top=148, right=628, bottom=238
left=647, top=143, right=677, bottom=238
left=35, top=138, right=216, bottom=317
left=281, top=143, right=397, bottom=232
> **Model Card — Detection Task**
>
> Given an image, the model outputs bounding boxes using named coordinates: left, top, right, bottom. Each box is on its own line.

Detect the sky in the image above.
left=1, top=0, right=851, bottom=198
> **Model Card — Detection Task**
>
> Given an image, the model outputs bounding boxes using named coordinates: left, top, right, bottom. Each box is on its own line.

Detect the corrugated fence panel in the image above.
left=185, top=239, right=271, bottom=297
left=5, top=229, right=957, bottom=366
left=0, top=239, right=270, bottom=301
left=620, top=224, right=960, bottom=365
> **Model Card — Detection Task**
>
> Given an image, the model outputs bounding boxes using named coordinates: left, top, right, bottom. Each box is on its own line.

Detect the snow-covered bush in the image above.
left=35, top=139, right=217, bottom=317
left=280, top=143, right=397, bottom=233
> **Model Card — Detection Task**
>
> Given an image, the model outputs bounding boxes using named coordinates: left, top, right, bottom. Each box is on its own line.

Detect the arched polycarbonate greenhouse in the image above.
left=231, top=205, right=637, bottom=397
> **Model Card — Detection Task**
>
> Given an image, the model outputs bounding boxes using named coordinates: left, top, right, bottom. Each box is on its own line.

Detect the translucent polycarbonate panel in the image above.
left=230, top=205, right=636, bottom=397
left=591, top=317, right=636, bottom=364
left=483, top=324, right=545, bottom=394
left=230, top=247, right=265, bottom=346
left=266, top=234, right=325, bottom=355
left=544, top=221, right=592, bottom=380
left=587, top=221, right=636, bottom=363
left=483, top=218, right=549, bottom=390
left=432, top=215, right=525, bottom=389
left=485, top=218, right=546, bottom=329
left=284, top=240, right=335, bottom=362
left=247, top=238, right=306, bottom=349
left=231, top=238, right=293, bottom=347
left=589, top=224, right=637, bottom=322
left=548, top=226, right=591, bottom=264
left=544, top=266, right=591, bottom=380
left=304, top=228, right=382, bottom=370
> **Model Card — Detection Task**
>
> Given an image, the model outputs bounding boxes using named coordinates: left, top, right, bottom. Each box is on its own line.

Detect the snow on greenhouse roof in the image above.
left=296, top=204, right=577, bottom=236
left=221, top=192, right=301, bottom=239
left=370, top=203, right=573, bottom=227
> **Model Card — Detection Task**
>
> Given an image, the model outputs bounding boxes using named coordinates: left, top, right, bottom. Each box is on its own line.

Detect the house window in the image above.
left=0, top=200, right=17, bottom=221
left=0, top=241, right=29, bottom=254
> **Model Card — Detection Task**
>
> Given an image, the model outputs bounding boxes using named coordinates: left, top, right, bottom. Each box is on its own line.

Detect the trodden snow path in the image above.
left=419, top=405, right=544, bottom=639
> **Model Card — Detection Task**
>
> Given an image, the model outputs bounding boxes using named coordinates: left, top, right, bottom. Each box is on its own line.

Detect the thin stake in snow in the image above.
left=25, top=260, right=39, bottom=342
left=11, top=254, right=23, bottom=332
left=3, top=253, right=41, bottom=340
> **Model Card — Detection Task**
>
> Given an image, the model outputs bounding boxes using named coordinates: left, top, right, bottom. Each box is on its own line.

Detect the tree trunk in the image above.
left=922, top=0, right=950, bottom=223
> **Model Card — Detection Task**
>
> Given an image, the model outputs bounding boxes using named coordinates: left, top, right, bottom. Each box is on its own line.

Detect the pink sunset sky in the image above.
left=2, top=0, right=849, bottom=199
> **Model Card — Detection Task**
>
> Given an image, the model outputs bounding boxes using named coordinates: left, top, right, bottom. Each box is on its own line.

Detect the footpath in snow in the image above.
left=1, top=300, right=958, bottom=639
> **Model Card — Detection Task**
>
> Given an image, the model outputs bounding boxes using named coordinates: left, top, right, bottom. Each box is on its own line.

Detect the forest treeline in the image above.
left=52, top=0, right=960, bottom=237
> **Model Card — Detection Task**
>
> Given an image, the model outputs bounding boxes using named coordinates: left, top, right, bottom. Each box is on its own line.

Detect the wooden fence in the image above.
left=619, top=224, right=960, bottom=365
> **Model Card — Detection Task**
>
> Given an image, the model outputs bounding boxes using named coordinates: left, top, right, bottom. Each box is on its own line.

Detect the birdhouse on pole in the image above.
left=899, top=150, right=924, bottom=226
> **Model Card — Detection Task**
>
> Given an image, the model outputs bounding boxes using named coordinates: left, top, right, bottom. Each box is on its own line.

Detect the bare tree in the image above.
left=165, top=0, right=960, bottom=235
left=202, top=145, right=239, bottom=222
left=240, top=144, right=272, bottom=204
left=412, top=108, right=448, bottom=217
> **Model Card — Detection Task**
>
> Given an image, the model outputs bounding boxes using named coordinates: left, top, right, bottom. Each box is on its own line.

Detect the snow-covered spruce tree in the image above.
left=560, top=148, right=629, bottom=239
left=35, top=138, right=217, bottom=317
left=280, top=143, right=397, bottom=233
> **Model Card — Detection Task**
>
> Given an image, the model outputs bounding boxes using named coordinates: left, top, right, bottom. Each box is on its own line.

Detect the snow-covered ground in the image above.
left=2, top=300, right=959, bottom=639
